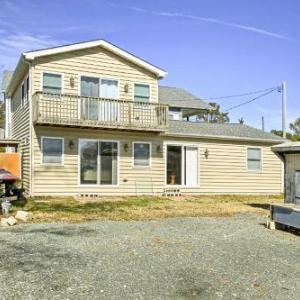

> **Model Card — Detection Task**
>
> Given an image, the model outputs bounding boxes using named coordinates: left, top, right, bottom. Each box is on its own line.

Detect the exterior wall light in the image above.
left=204, top=148, right=209, bottom=159
left=124, top=83, right=129, bottom=93
left=156, top=145, right=161, bottom=153
left=70, top=76, right=75, bottom=88
left=124, top=143, right=129, bottom=152
left=69, top=140, right=75, bottom=150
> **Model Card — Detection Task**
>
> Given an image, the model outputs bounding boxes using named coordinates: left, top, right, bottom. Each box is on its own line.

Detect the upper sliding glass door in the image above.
left=80, top=76, right=119, bottom=122
left=79, top=140, right=118, bottom=185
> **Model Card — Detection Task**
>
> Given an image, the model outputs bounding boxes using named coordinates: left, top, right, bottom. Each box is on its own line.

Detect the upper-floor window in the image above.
left=21, top=75, right=29, bottom=106
left=247, top=148, right=262, bottom=171
left=168, top=107, right=182, bottom=120
left=43, top=73, right=62, bottom=94
left=134, top=84, right=150, bottom=102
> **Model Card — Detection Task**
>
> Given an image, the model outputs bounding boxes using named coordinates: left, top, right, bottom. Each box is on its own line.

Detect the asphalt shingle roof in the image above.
left=1, top=70, right=14, bottom=92
left=159, top=86, right=213, bottom=110
left=165, top=120, right=285, bottom=142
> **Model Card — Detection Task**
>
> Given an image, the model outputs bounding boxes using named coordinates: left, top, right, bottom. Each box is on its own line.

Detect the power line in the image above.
left=205, top=86, right=279, bottom=100
left=161, top=85, right=280, bottom=102
left=223, top=88, right=278, bottom=112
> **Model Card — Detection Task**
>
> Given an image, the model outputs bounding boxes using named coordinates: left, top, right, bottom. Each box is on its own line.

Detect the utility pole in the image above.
left=261, top=116, right=265, bottom=132
left=281, top=82, right=287, bottom=138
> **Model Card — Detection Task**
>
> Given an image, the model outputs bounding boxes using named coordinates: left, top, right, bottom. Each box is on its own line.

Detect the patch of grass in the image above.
left=10, top=194, right=283, bottom=223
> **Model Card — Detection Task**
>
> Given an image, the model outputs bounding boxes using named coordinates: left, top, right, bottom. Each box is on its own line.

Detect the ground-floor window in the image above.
left=41, top=137, right=64, bottom=165
left=166, top=145, right=198, bottom=187
left=133, top=142, right=151, bottom=167
left=79, top=140, right=118, bottom=185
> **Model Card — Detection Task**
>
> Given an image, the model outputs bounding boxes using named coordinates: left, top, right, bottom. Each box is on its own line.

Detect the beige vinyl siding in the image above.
left=284, top=153, right=300, bottom=202
left=11, top=83, right=31, bottom=193
left=32, top=126, right=282, bottom=196
left=31, top=47, right=158, bottom=102
left=32, top=127, right=164, bottom=196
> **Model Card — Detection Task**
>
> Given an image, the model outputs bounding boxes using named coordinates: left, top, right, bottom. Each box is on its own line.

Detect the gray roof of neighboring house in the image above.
left=272, top=141, right=300, bottom=153
left=165, top=120, right=285, bottom=142
left=1, top=70, right=14, bottom=92
left=159, top=86, right=213, bottom=110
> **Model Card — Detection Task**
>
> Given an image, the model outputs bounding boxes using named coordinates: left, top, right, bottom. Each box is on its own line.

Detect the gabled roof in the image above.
left=165, top=120, right=285, bottom=143
left=23, top=39, right=167, bottom=78
left=1, top=70, right=14, bottom=92
left=158, top=86, right=213, bottom=110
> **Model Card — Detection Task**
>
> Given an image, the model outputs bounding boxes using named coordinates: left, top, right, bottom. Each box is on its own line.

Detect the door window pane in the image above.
left=81, top=76, right=99, bottom=120
left=167, top=145, right=182, bottom=185
left=134, top=143, right=150, bottom=166
left=81, top=76, right=99, bottom=97
left=134, top=84, right=150, bottom=102
left=100, top=79, right=118, bottom=99
left=43, top=73, right=62, bottom=94
left=80, top=140, right=98, bottom=184
left=42, top=138, right=63, bottom=164
left=100, top=142, right=118, bottom=184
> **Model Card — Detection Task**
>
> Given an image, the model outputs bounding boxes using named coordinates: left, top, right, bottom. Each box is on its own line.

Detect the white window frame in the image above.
left=21, top=74, right=30, bottom=107
left=164, top=142, right=200, bottom=188
left=246, top=146, right=263, bottom=172
left=41, top=136, right=64, bottom=166
left=78, top=138, right=120, bottom=187
left=41, top=71, right=64, bottom=95
left=132, top=141, right=152, bottom=168
left=133, top=83, right=151, bottom=102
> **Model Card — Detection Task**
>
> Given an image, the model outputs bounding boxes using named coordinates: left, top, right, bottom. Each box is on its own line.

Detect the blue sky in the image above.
left=0, top=0, right=299, bottom=131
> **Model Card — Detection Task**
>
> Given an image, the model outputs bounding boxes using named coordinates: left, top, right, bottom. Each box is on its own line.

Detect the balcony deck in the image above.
left=32, top=92, right=169, bottom=132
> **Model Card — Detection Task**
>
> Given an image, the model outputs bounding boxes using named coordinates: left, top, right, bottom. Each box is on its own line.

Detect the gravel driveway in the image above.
left=0, top=214, right=299, bottom=300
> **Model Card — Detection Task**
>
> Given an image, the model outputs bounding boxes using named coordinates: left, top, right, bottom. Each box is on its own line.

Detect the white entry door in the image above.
left=185, top=147, right=198, bottom=187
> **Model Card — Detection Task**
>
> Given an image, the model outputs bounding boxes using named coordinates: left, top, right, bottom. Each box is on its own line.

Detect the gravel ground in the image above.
left=0, top=214, right=299, bottom=300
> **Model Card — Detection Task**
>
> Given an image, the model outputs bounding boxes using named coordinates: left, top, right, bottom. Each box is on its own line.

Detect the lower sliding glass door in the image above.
left=80, top=140, right=118, bottom=185
left=166, top=145, right=198, bottom=187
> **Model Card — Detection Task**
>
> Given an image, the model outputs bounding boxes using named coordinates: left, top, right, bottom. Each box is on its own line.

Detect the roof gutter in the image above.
left=161, top=132, right=285, bottom=144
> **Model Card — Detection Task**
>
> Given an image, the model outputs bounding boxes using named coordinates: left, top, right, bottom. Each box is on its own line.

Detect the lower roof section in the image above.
left=163, top=120, right=286, bottom=143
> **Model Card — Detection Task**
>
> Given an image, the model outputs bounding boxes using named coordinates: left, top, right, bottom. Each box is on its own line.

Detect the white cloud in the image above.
left=129, top=6, right=289, bottom=40
left=0, top=34, right=64, bottom=53
left=0, top=33, right=65, bottom=91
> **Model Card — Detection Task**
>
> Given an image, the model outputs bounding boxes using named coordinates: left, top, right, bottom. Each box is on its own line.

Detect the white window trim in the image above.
left=41, top=136, right=64, bottom=166
left=78, top=138, right=120, bottom=187
left=164, top=141, right=200, bottom=188
left=41, top=71, right=64, bottom=95
left=21, top=81, right=25, bottom=108
left=132, top=141, right=152, bottom=168
left=17, top=73, right=30, bottom=109
left=133, top=82, right=151, bottom=102
left=246, top=146, right=263, bottom=172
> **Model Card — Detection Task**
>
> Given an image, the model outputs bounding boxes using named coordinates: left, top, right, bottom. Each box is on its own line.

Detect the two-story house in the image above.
left=2, top=39, right=284, bottom=197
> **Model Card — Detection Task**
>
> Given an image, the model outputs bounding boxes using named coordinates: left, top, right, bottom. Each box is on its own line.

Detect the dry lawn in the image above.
left=10, top=194, right=283, bottom=223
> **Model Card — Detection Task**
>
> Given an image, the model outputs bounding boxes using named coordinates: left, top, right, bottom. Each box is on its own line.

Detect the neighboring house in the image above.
left=2, top=39, right=284, bottom=197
